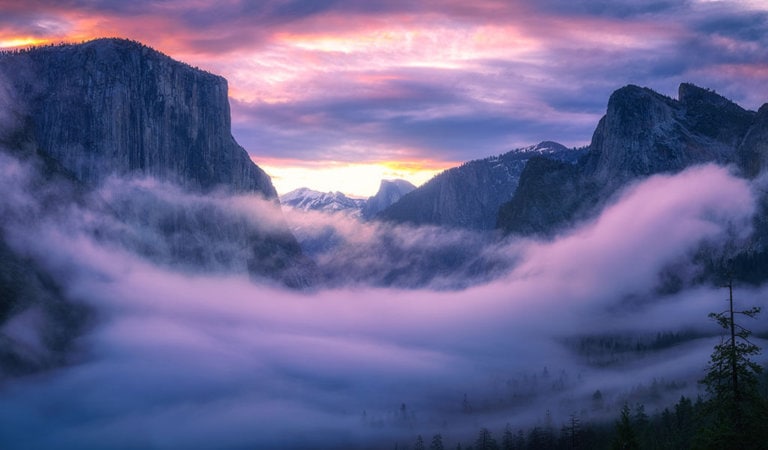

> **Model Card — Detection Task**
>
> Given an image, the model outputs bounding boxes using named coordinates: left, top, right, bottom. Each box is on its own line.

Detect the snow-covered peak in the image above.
left=519, top=141, right=569, bottom=155
left=280, top=188, right=365, bottom=215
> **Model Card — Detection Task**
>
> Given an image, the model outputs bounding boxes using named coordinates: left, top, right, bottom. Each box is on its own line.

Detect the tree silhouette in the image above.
left=612, top=403, right=639, bottom=450
left=429, top=433, right=444, bottom=450
left=414, top=434, right=425, bottom=450
left=474, top=428, right=498, bottom=450
left=698, top=278, right=767, bottom=448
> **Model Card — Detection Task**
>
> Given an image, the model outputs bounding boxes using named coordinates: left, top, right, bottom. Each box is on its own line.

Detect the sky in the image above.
left=1, top=0, right=767, bottom=196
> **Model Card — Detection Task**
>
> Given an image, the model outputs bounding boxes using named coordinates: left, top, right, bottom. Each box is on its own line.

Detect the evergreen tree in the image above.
left=414, top=435, right=425, bottom=450
left=561, top=414, right=582, bottom=449
left=527, top=426, right=555, bottom=450
left=474, top=428, right=498, bottom=450
left=631, top=404, right=649, bottom=448
left=430, top=433, right=444, bottom=450
left=501, top=424, right=514, bottom=450
left=698, top=279, right=767, bottom=448
left=611, top=403, right=639, bottom=450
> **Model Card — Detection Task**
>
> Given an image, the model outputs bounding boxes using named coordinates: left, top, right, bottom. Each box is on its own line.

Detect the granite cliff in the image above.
left=379, top=141, right=586, bottom=230
left=0, top=39, right=310, bottom=378
left=361, top=179, right=416, bottom=219
left=0, top=38, right=275, bottom=195
left=498, top=84, right=761, bottom=237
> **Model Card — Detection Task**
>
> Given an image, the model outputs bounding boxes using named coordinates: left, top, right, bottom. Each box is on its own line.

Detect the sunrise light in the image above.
left=259, top=158, right=450, bottom=197
left=2, top=1, right=768, bottom=449
left=0, top=37, right=50, bottom=49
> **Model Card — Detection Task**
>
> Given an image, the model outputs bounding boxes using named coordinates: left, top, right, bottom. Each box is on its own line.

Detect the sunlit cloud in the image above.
left=260, top=158, right=449, bottom=197
left=0, top=0, right=766, bottom=193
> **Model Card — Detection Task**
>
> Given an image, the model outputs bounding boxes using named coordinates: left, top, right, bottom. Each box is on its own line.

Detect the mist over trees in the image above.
left=388, top=286, right=768, bottom=450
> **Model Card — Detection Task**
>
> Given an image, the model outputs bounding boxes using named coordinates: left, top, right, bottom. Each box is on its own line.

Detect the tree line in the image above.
left=394, top=283, right=767, bottom=450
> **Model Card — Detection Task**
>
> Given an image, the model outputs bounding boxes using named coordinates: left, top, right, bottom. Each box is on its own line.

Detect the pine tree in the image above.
left=561, top=414, right=581, bottom=449
left=501, top=424, right=514, bottom=450
left=612, top=403, right=639, bottom=450
left=474, top=428, right=498, bottom=450
left=698, top=279, right=767, bottom=448
left=430, top=434, right=444, bottom=450
left=414, top=434, right=425, bottom=450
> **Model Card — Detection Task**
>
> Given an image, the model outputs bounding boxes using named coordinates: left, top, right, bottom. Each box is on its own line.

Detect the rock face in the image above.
left=378, top=142, right=586, bottom=230
left=584, top=84, right=746, bottom=190
left=0, top=39, right=312, bottom=378
left=498, top=84, right=761, bottom=236
left=0, top=38, right=275, bottom=196
left=361, top=179, right=416, bottom=219
left=0, top=39, right=303, bottom=286
left=736, top=104, right=768, bottom=178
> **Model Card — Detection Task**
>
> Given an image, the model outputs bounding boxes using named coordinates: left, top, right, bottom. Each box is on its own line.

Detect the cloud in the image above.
left=3, top=0, right=766, bottom=172
left=0, top=152, right=766, bottom=449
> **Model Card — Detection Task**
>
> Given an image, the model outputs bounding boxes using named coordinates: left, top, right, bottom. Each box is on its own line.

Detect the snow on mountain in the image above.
left=281, top=188, right=365, bottom=216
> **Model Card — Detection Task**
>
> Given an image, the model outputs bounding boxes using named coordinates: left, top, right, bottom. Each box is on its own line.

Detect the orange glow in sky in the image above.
left=1, top=1, right=765, bottom=197
left=258, top=158, right=453, bottom=197
left=0, top=37, right=50, bottom=48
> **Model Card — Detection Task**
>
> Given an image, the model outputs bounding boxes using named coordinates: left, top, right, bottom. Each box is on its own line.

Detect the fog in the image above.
left=0, top=152, right=767, bottom=449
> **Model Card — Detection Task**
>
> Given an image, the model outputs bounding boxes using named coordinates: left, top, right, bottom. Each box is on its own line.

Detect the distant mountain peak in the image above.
left=280, top=188, right=364, bottom=215
left=281, top=179, right=417, bottom=219
left=361, top=178, right=416, bottom=219
left=378, top=179, right=416, bottom=191
left=525, top=140, right=570, bottom=154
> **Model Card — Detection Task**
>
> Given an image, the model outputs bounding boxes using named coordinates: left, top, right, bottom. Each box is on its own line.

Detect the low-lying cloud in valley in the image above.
left=0, top=153, right=767, bottom=449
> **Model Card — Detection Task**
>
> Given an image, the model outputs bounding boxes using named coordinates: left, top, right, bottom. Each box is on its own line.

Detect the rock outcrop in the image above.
left=0, top=39, right=305, bottom=287
left=361, top=179, right=416, bottom=219
left=0, top=39, right=312, bottom=378
left=736, top=104, right=768, bottom=178
left=379, top=142, right=586, bottom=230
left=498, top=84, right=760, bottom=237
left=0, top=38, right=275, bottom=196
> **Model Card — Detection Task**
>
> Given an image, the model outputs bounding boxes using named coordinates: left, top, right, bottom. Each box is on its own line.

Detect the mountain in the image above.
left=0, top=39, right=311, bottom=377
left=361, top=179, right=416, bottom=219
left=280, top=179, right=415, bottom=219
left=497, top=83, right=768, bottom=286
left=498, top=84, right=759, bottom=237
left=377, top=141, right=586, bottom=230
left=0, top=38, right=307, bottom=282
left=0, top=38, right=275, bottom=195
left=281, top=188, right=365, bottom=216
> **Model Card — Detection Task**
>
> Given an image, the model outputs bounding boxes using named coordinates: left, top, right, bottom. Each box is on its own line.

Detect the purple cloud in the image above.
left=1, top=153, right=766, bottom=448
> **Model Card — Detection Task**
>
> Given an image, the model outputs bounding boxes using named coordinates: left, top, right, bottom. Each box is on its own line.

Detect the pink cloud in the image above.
left=0, top=152, right=765, bottom=448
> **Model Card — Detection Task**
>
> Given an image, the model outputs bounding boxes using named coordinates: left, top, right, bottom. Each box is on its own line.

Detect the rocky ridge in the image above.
left=378, top=141, right=586, bottom=230
left=498, top=83, right=761, bottom=237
